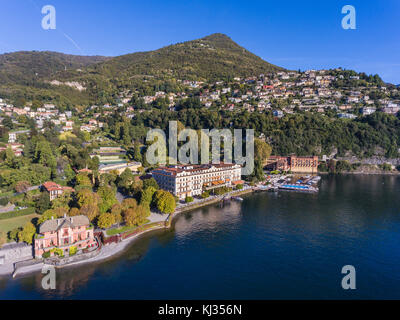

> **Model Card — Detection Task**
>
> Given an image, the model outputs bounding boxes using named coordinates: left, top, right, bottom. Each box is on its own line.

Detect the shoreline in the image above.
left=319, top=171, right=400, bottom=176
left=4, top=172, right=399, bottom=279
left=6, top=188, right=254, bottom=278
left=10, top=223, right=168, bottom=278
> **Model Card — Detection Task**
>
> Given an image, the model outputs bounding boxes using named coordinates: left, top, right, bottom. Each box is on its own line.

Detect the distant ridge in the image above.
left=0, top=33, right=284, bottom=105
left=0, top=51, right=108, bottom=85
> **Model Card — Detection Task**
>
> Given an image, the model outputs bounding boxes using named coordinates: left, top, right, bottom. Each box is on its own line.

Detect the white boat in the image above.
left=232, top=196, right=244, bottom=201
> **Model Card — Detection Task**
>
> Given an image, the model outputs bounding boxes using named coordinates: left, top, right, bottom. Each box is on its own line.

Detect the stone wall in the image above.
left=44, top=248, right=100, bottom=266
left=0, top=242, right=33, bottom=265
left=336, top=156, right=400, bottom=166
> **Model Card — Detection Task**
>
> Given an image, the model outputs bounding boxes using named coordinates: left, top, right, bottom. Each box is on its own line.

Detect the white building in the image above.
left=273, top=110, right=284, bottom=118
left=151, top=163, right=243, bottom=200
left=360, top=107, right=376, bottom=116
left=338, top=113, right=357, bottom=119
left=7, top=130, right=30, bottom=143
left=382, top=103, right=400, bottom=114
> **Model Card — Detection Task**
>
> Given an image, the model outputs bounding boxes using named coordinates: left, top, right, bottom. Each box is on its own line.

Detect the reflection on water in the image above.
left=1, top=229, right=169, bottom=299
left=174, top=201, right=243, bottom=238
left=15, top=264, right=97, bottom=299
left=0, top=201, right=244, bottom=299
left=1, top=174, right=400, bottom=299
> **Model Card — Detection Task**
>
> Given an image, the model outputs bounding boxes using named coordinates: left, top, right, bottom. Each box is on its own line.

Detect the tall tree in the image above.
left=97, top=186, right=118, bottom=214
left=18, top=222, right=36, bottom=244
left=153, top=190, right=176, bottom=214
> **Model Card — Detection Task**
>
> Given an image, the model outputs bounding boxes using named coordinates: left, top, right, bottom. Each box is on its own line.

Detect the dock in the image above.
left=256, top=174, right=321, bottom=194
left=278, top=184, right=318, bottom=193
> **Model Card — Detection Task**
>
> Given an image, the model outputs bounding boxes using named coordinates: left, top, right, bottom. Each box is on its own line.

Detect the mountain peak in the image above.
left=196, top=33, right=241, bottom=50
left=0, top=34, right=284, bottom=104
left=201, top=33, right=232, bottom=41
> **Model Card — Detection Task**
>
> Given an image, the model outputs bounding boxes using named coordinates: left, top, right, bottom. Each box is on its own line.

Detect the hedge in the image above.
left=0, top=191, right=15, bottom=198
left=201, top=191, right=210, bottom=199
left=0, top=197, right=10, bottom=206
left=212, top=186, right=232, bottom=195
left=0, top=207, right=36, bottom=220
left=69, top=246, right=77, bottom=256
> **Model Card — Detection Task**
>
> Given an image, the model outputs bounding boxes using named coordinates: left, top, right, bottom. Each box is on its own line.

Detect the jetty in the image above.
left=256, top=173, right=321, bottom=194
left=278, top=184, right=318, bottom=193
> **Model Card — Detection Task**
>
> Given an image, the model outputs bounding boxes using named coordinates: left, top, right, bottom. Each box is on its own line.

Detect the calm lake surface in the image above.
left=1, top=174, right=400, bottom=299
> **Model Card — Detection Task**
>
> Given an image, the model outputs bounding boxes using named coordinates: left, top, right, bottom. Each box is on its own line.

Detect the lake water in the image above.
left=1, top=174, right=400, bottom=299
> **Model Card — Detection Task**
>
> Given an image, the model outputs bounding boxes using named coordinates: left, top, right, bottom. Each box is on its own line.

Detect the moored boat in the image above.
left=232, top=196, right=244, bottom=201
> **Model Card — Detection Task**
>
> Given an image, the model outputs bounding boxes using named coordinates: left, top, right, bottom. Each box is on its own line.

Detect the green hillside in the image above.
left=86, top=33, right=284, bottom=81
left=0, top=33, right=284, bottom=106
left=0, top=51, right=108, bottom=85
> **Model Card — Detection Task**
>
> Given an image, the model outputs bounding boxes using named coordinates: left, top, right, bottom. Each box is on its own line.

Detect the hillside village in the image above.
left=2, top=68, right=399, bottom=127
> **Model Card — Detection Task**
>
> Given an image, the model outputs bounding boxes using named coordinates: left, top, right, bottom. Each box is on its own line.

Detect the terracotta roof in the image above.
left=42, top=181, right=63, bottom=192
left=152, top=163, right=240, bottom=176
left=232, top=180, right=245, bottom=185
left=42, top=182, right=75, bottom=193
left=62, top=186, right=75, bottom=192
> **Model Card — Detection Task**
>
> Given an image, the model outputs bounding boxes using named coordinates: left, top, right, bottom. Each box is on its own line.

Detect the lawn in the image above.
left=106, top=225, right=136, bottom=236
left=0, top=213, right=40, bottom=234
left=106, top=219, right=150, bottom=236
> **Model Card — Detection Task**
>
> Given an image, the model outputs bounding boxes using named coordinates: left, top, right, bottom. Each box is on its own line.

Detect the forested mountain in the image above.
left=0, top=51, right=109, bottom=106
left=0, top=33, right=283, bottom=106
left=0, top=51, right=108, bottom=85
left=84, top=33, right=283, bottom=81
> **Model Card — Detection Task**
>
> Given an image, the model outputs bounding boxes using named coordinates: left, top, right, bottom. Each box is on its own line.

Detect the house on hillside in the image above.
left=42, top=182, right=75, bottom=201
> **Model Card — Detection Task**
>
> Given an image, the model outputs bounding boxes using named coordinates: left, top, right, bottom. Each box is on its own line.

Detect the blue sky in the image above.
left=0, top=0, right=399, bottom=83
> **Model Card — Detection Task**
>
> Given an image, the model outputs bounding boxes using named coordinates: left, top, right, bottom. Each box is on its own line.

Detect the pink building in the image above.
left=34, top=215, right=95, bottom=258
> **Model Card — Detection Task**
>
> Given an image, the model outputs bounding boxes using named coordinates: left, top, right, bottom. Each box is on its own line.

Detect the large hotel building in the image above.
left=151, top=163, right=243, bottom=200
left=264, top=155, right=319, bottom=173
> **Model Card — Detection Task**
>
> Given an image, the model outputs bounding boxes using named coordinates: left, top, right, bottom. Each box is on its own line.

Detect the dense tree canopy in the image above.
left=132, top=109, right=400, bottom=159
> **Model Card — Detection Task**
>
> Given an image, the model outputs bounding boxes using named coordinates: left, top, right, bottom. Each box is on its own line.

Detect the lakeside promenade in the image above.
left=3, top=174, right=400, bottom=299
left=2, top=186, right=254, bottom=278
left=2, top=172, right=327, bottom=278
